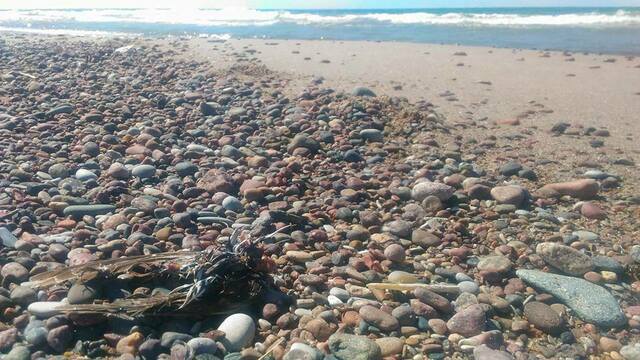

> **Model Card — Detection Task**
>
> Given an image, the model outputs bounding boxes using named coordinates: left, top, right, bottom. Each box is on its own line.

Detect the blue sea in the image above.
left=2, top=7, right=640, bottom=54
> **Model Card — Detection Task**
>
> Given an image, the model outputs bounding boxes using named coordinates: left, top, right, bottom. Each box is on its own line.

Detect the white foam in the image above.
left=1, top=8, right=639, bottom=28
left=0, top=25, right=139, bottom=37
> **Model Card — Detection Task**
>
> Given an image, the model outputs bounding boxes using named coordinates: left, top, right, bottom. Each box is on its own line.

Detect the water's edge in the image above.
left=2, top=7, right=640, bottom=54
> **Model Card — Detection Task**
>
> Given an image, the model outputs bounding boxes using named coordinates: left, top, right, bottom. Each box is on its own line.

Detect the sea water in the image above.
left=1, top=7, right=640, bottom=54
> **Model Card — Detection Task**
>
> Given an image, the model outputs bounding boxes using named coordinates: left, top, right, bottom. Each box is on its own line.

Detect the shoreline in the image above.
left=3, top=27, right=640, bottom=56
left=187, top=37, right=640, bottom=153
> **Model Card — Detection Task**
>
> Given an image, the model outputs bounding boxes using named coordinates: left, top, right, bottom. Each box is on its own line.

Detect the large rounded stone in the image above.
left=131, top=164, right=156, bottom=179
left=217, top=313, right=255, bottom=352
left=446, top=304, right=486, bottom=337
left=384, top=244, right=406, bottom=263
left=411, top=181, right=454, bottom=202
left=411, top=229, right=441, bottom=248
left=490, top=185, right=525, bottom=206
left=328, top=333, right=382, bottom=360
left=524, top=301, right=564, bottom=334
left=1, top=262, right=29, bottom=285
left=375, top=337, right=403, bottom=357
left=477, top=255, right=512, bottom=274
left=359, top=305, right=399, bottom=331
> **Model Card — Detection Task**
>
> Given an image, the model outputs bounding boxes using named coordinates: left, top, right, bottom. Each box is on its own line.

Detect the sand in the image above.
left=184, top=39, right=640, bottom=139
left=158, top=37, right=639, bottom=191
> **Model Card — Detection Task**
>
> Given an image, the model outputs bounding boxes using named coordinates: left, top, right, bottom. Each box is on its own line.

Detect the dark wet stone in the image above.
left=175, top=161, right=198, bottom=177
left=46, top=105, right=74, bottom=118
left=499, top=161, right=522, bottom=176
left=63, top=204, right=116, bottom=218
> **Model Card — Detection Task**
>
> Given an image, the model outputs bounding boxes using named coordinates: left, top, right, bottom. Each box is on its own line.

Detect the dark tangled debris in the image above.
left=0, top=35, right=639, bottom=360
left=25, top=227, right=285, bottom=319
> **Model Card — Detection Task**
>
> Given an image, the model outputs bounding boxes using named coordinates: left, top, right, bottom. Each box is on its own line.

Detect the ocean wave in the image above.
left=1, top=8, right=640, bottom=27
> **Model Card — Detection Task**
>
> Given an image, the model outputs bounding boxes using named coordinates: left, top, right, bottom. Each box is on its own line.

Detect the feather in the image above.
left=26, top=251, right=198, bottom=289
left=24, top=226, right=291, bottom=318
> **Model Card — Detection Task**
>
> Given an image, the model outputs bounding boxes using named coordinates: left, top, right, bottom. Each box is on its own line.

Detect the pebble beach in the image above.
left=0, top=33, right=640, bottom=360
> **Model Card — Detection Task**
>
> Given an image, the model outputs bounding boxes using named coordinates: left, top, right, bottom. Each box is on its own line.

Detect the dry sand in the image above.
left=162, top=37, right=640, bottom=191
left=185, top=39, right=640, bottom=140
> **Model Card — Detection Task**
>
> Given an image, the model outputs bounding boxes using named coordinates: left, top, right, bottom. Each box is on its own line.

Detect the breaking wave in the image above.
left=1, top=8, right=640, bottom=28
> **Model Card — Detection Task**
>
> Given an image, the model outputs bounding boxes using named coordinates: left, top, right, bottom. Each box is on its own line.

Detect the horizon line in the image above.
left=3, top=5, right=640, bottom=11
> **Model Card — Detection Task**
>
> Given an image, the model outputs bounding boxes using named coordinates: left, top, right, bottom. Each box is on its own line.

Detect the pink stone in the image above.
left=580, top=202, right=606, bottom=219
left=540, top=179, right=599, bottom=200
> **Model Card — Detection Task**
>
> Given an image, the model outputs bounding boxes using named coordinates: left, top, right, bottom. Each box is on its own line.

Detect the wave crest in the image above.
left=1, top=8, right=640, bottom=27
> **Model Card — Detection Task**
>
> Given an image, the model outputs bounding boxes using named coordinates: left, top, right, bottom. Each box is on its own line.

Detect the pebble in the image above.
left=47, top=325, right=73, bottom=353
left=48, top=163, right=70, bottom=179
left=384, top=243, right=406, bottom=263
left=67, top=283, right=100, bottom=304
left=477, top=255, right=512, bottom=274
left=0, top=227, right=17, bottom=248
left=10, top=286, right=36, bottom=305
left=490, top=185, right=525, bottom=206
left=473, top=344, right=514, bottom=360
left=446, top=304, right=486, bottom=337
left=524, top=301, right=564, bottom=334
left=284, top=342, right=322, bottom=360
left=160, top=331, right=193, bottom=348
left=499, top=161, right=522, bottom=176
left=360, top=129, right=384, bottom=142
left=540, top=179, right=599, bottom=200
left=139, top=339, right=163, bottom=359
left=187, top=337, right=218, bottom=355
left=580, top=202, right=606, bottom=219
left=116, top=332, right=144, bottom=355
left=388, top=271, right=418, bottom=284
left=411, top=181, right=455, bottom=202
left=75, top=168, right=97, bottom=181
left=375, top=337, right=404, bottom=356
left=1, top=262, right=29, bottom=284
left=0, top=328, right=17, bottom=351
left=131, top=164, right=156, bottom=179
left=217, top=313, right=256, bottom=352
left=25, top=322, right=47, bottom=346
left=359, top=305, right=400, bottom=331
left=621, top=343, right=640, bottom=360
left=63, top=204, right=116, bottom=218
left=328, top=333, right=382, bottom=360
left=536, top=242, right=594, bottom=276
left=3, top=346, right=31, bottom=360
left=572, top=230, right=600, bottom=242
